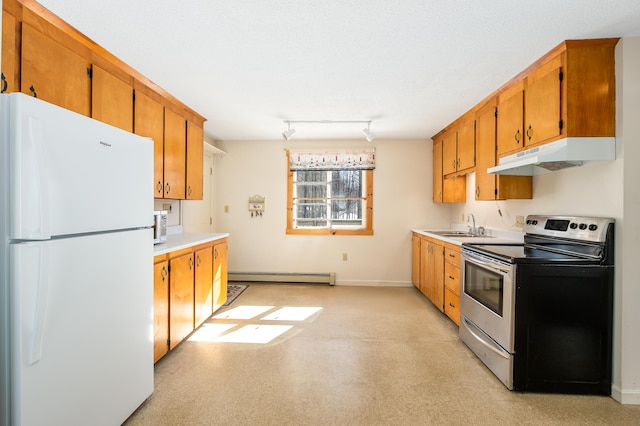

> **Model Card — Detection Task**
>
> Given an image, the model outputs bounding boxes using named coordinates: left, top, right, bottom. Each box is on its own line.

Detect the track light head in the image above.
left=282, top=122, right=296, bottom=140
left=362, top=123, right=374, bottom=142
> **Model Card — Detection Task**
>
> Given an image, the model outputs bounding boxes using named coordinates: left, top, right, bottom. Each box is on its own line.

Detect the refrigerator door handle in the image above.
left=13, top=243, right=51, bottom=364
left=13, top=115, right=50, bottom=239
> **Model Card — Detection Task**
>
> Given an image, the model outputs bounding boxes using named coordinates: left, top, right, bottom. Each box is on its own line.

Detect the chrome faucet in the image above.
left=468, top=214, right=477, bottom=235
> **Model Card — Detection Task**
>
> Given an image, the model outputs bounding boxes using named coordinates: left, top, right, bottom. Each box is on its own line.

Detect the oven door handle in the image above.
left=461, top=317, right=510, bottom=360
left=461, top=251, right=511, bottom=274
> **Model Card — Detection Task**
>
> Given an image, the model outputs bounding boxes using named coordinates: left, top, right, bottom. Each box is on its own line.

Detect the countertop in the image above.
left=412, top=227, right=523, bottom=246
left=153, top=232, right=229, bottom=256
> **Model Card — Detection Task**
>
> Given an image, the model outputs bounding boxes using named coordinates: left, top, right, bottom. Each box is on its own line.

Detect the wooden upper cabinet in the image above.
left=457, top=120, right=475, bottom=171
left=91, top=64, right=133, bottom=132
left=433, top=140, right=443, bottom=203
left=20, top=23, right=91, bottom=116
left=2, top=10, right=18, bottom=93
left=524, top=66, right=562, bottom=146
left=186, top=120, right=204, bottom=200
left=497, top=87, right=524, bottom=156
left=476, top=102, right=532, bottom=201
left=134, top=91, right=165, bottom=197
left=163, top=108, right=187, bottom=199
left=442, top=131, right=457, bottom=175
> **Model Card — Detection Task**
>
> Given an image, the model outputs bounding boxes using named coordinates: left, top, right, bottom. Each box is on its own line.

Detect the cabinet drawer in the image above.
left=444, top=261, right=460, bottom=296
left=444, top=247, right=460, bottom=267
left=444, top=288, right=460, bottom=326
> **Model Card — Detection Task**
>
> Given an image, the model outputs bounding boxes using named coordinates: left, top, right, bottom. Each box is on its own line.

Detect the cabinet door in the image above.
left=21, top=23, right=91, bottom=116
left=134, top=91, right=165, bottom=197
left=194, top=245, right=213, bottom=328
left=91, top=64, right=133, bottom=132
left=186, top=120, right=204, bottom=200
left=432, top=140, right=443, bottom=203
left=213, top=240, right=228, bottom=311
left=444, top=289, right=460, bottom=326
left=153, top=260, right=169, bottom=362
left=442, top=131, right=457, bottom=175
left=163, top=108, right=187, bottom=199
left=430, top=241, right=445, bottom=312
left=2, top=10, right=17, bottom=93
left=419, top=238, right=430, bottom=297
left=475, top=106, right=497, bottom=200
left=169, top=253, right=194, bottom=349
left=411, top=234, right=421, bottom=288
left=497, top=90, right=524, bottom=156
left=457, top=120, right=475, bottom=171
left=524, top=67, right=562, bottom=146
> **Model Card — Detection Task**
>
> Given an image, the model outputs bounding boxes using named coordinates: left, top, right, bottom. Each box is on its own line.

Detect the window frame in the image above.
left=286, top=151, right=373, bottom=236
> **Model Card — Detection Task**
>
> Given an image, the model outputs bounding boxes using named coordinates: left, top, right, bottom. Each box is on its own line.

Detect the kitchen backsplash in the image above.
left=153, top=199, right=181, bottom=227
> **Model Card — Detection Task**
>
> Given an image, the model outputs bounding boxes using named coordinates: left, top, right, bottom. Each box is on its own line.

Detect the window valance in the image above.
left=288, top=148, right=376, bottom=171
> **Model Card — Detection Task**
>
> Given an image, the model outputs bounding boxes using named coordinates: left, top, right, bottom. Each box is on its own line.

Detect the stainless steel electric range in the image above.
left=459, top=215, right=614, bottom=395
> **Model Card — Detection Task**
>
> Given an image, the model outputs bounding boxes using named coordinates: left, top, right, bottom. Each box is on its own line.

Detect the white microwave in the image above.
left=153, top=210, right=168, bottom=244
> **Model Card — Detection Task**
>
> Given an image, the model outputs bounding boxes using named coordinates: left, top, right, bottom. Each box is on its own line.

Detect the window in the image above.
left=286, top=150, right=374, bottom=236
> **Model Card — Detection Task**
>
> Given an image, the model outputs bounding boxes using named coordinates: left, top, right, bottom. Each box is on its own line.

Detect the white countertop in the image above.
left=153, top=232, right=229, bottom=256
left=412, top=226, right=523, bottom=246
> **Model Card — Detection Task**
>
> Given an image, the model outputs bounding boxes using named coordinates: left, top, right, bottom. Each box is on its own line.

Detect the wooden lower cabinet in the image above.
left=443, top=245, right=461, bottom=325
left=213, top=240, right=228, bottom=311
left=153, top=237, right=228, bottom=362
left=153, top=257, right=169, bottom=362
left=169, top=252, right=195, bottom=350
left=194, top=245, right=214, bottom=328
left=412, top=233, right=445, bottom=313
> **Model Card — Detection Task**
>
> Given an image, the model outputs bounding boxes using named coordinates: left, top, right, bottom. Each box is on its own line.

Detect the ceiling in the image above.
left=35, top=0, right=640, bottom=142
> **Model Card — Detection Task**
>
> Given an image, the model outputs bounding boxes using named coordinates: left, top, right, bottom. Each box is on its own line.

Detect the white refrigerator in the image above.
left=0, top=93, right=154, bottom=425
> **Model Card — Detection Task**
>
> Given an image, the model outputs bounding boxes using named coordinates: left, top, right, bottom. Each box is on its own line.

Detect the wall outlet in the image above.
left=461, top=213, right=465, bottom=222
left=224, top=205, right=229, bottom=213
left=162, top=203, right=172, bottom=213
left=342, top=253, right=348, bottom=261
left=515, top=215, right=525, bottom=228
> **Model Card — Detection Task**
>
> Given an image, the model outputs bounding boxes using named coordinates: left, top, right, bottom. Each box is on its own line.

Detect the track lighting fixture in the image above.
left=282, top=122, right=296, bottom=140
left=282, top=120, right=374, bottom=141
left=362, top=122, right=374, bottom=142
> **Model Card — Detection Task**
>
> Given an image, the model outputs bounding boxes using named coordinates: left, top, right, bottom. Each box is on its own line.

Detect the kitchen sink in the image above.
left=425, top=230, right=493, bottom=238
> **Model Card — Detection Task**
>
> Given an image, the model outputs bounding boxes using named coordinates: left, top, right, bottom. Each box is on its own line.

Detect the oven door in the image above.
left=460, top=249, right=515, bottom=353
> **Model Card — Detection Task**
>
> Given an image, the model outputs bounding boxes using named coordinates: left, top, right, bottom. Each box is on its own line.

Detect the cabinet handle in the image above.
left=526, top=125, right=532, bottom=141
left=449, top=302, right=456, bottom=308
left=156, top=181, right=163, bottom=194
left=189, top=257, right=193, bottom=270
left=196, top=255, right=201, bottom=267
left=187, top=185, right=192, bottom=197
left=165, top=182, right=171, bottom=195
left=1, top=73, right=7, bottom=93
left=456, top=159, right=460, bottom=169
left=214, top=248, right=218, bottom=259
left=448, top=253, right=455, bottom=258
left=449, top=275, right=455, bottom=280
left=514, top=129, right=520, bottom=144
left=161, top=266, right=168, bottom=281
left=475, top=186, right=480, bottom=197
left=29, top=85, right=38, bottom=98
left=451, top=160, right=456, bottom=169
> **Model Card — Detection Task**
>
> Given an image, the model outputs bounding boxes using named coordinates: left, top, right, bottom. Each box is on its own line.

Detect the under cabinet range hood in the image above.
left=487, top=137, right=616, bottom=176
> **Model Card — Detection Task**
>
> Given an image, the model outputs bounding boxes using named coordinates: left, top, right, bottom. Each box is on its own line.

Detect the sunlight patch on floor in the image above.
left=188, top=323, right=237, bottom=342
left=213, top=324, right=293, bottom=344
left=261, top=306, right=322, bottom=321
left=212, top=305, right=274, bottom=320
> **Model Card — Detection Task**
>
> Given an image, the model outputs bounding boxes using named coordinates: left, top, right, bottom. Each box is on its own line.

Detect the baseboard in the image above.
left=611, top=384, right=640, bottom=405
left=333, top=280, right=413, bottom=287
left=229, top=272, right=335, bottom=286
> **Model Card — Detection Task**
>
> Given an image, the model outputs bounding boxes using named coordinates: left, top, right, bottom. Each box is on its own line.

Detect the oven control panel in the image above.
left=524, top=215, right=613, bottom=242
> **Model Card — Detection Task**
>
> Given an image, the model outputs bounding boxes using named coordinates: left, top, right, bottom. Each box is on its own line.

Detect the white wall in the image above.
left=214, top=138, right=450, bottom=286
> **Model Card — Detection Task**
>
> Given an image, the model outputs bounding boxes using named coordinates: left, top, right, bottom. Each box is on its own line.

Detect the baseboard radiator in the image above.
left=229, top=272, right=335, bottom=286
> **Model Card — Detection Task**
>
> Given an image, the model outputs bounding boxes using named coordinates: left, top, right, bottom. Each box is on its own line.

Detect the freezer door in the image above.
left=9, top=229, right=153, bottom=426
left=3, top=93, right=153, bottom=239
